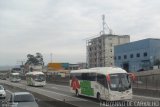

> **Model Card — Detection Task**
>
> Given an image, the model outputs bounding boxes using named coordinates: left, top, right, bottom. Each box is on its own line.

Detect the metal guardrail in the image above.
left=46, top=75, right=69, bottom=83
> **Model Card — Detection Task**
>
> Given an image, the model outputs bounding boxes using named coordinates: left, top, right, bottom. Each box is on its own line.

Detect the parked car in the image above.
left=9, top=92, right=38, bottom=107
left=0, top=85, right=6, bottom=99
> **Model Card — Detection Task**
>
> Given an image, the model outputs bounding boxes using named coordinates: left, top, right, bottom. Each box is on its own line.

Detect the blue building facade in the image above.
left=114, top=38, right=160, bottom=72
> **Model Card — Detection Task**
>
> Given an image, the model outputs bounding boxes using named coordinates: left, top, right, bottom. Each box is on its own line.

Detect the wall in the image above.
left=114, top=39, right=160, bottom=72
left=133, top=69, right=160, bottom=98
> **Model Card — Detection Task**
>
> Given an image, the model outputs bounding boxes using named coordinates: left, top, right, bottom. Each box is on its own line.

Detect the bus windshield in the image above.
left=109, top=73, right=131, bottom=91
left=34, top=75, right=45, bottom=82
left=12, top=75, right=20, bottom=79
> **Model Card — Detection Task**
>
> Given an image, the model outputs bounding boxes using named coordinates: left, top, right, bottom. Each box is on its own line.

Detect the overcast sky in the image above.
left=0, top=0, right=160, bottom=66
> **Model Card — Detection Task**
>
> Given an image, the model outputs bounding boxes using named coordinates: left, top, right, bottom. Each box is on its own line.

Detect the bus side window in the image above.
left=97, top=74, right=108, bottom=88
left=81, top=73, right=88, bottom=80
left=71, top=73, right=82, bottom=80
left=75, top=73, right=82, bottom=80
left=88, top=73, right=96, bottom=81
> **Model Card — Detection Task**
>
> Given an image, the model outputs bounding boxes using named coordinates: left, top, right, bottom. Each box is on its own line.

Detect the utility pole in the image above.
left=17, top=60, right=25, bottom=74
left=17, top=60, right=25, bottom=66
left=50, top=53, right=53, bottom=63
left=102, top=14, right=106, bottom=35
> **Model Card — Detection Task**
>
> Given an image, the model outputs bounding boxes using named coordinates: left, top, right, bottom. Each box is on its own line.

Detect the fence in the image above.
left=132, top=70, right=160, bottom=90
left=46, top=73, right=69, bottom=85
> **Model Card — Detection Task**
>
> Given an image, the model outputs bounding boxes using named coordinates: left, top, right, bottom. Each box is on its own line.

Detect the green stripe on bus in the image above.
left=80, top=80, right=94, bottom=96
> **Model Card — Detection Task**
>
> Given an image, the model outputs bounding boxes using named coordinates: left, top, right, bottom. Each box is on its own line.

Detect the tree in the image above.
left=36, top=52, right=44, bottom=65
left=25, top=53, right=44, bottom=66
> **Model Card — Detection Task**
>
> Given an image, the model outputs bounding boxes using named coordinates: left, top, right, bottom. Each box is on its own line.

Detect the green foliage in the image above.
left=25, top=52, right=44, bottom=66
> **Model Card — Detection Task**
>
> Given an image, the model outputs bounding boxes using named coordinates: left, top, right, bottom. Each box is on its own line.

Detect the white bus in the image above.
left=26, top=72, right=46, bottom=86
left=70, top=67, right=133, bottom=101
left=9, top=73, right=21, bottom=82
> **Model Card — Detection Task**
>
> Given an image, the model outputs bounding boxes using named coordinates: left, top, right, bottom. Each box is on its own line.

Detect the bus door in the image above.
left=97, top=74, right=109, bottom=99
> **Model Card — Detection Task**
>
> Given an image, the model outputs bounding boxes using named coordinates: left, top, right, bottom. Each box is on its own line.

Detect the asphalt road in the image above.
left=0, top=79, right=160, bottom=107
left=0, top=84, right=60, bottom=107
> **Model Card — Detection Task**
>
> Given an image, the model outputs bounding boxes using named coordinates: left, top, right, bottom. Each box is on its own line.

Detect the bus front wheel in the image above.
left=75, top=89, right=79, bottom=97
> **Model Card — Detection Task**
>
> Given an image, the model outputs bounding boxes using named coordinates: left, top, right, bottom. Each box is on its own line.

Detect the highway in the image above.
left=0, top=84, right=60, bottom=107
left=0, top=80, right=160, bottom=107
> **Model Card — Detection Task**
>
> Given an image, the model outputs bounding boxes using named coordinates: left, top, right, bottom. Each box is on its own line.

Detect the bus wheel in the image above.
left=75, top=89, right=79, bottom=97
left=97, top=93, right=101, bottom=101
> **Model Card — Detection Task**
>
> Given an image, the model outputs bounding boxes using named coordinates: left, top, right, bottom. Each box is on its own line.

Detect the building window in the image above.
left=118, top=56, right=121, bottom=60
left=114, top=56, right=116, bottom=60
left=89, top=47, right=92, bottom=51
left=137, top=53, right=140, bottom=57
left=130, top=54, right=133, bottom=58
left=144, top=52, right=147, bottom=57
left=124, top=55, right=127, bottom=59
left=110, top=49, right=112, bottom=52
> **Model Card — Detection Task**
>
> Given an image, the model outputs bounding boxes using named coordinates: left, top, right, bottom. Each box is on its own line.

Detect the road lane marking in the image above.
left=51, top=87, right=58, bottom=89
left=33, top=87, right=99, bottom=105
left=1, top=80, right=99, bottom=105
left=47, top=86, right=69, bottom=92
left=47, top=83, right=69, bottom=88
left=31, top=88, right=99, bottom=106
left=1, top=80, right=80, bottom=101
left=34, top=87, right=88, bottom=101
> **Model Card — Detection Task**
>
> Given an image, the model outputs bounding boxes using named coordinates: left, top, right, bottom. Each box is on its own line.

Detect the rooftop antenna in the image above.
left=100, top=14, right=113, bottom=35
left=102, top=14, right=105, bottom=34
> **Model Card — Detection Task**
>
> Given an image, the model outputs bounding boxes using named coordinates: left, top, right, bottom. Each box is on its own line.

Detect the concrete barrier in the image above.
left=133, top=88, right=160, bottom=98
left=132, top=69, right=160, bottom=98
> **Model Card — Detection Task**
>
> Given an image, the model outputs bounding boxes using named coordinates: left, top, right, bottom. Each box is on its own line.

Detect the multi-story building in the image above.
left=114, top=38, right=160, bottom=72
left=87, top=34, right=130, bottom=68
left=77, top=62, right=87, bottom=69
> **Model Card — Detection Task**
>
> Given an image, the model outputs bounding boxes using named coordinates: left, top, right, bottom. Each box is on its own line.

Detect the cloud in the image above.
left=0, top=0, right=160, bottom=65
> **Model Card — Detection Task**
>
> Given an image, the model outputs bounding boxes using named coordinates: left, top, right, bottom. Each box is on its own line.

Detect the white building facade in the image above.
left=87, top=34, right=130, bottom=68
